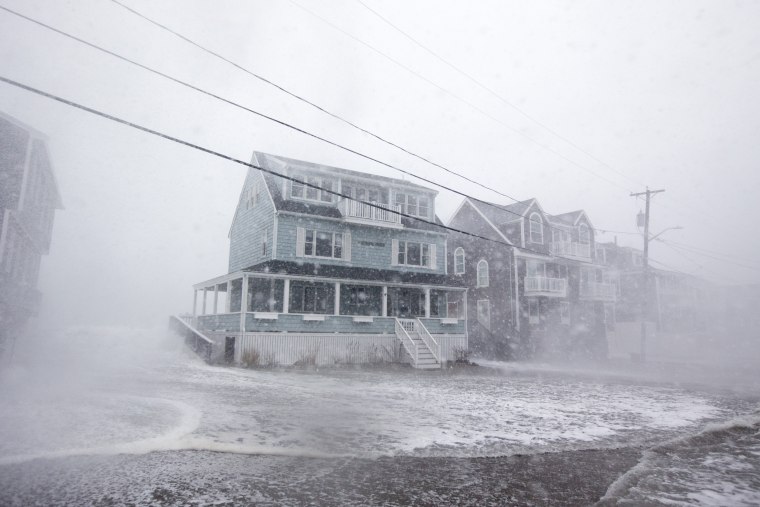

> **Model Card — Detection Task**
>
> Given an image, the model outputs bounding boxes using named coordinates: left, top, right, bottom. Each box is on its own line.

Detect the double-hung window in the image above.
left=394, top=192, right=430, bottom=219
left=394, top=240, right=434, bottom=267
left=454, top=247, right=465, bottom=274
left=291, top=173, right=334, bottom=203
left=304, top=230, right=343, bottom=259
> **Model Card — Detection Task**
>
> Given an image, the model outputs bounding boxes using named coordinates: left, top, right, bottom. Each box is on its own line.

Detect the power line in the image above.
left=659, top=239, right=759, bottom=265
left=106, top=0, right=562, bottom=217
left=0, top=74, right=596, bottom=265
left=286, top=0, right=634, bottom=194
left=0, top=5, right=612, bottom=242
left=656, top=238, right=760, bottom=272
left=354, top=0, right=645, bottom=191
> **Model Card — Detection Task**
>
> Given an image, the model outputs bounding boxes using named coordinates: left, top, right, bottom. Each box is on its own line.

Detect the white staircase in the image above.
left=395, top=318, right=441, bottom=369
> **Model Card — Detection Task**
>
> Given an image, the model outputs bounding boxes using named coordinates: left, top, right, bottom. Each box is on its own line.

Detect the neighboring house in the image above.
left=185, top=152, right=467, bottom=369
left=596, top=241, right=713, bottom=333
left=447, top=197, right=614, bottom=360
left=0, top=112, right=62, bottom=356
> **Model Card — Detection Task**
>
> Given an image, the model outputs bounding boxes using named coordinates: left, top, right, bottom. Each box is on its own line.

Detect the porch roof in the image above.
left=245, top=260, right=465, bottom=287
left=194, top=261, right=466, bottom=291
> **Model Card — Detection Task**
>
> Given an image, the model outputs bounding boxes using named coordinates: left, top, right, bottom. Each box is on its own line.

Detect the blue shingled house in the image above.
left=181, top=152, right=467, bottom=368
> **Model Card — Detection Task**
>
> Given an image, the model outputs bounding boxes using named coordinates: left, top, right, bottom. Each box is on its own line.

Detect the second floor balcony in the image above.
left=525, top=276, right=567, bottom=297
left=552, top=241, right=591, bottom=261
left=580, top=282, right=617, bottom=302
left=337, top=198, right=403, bottom=227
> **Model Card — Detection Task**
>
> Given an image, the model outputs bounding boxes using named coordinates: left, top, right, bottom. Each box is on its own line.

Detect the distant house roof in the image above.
left=244, top=260, right=465, bottom=287
left=467, top=198, right=535, bottom=225
left=254, top=151, right=445, bottom=232
left=547, top=210, right=592, bottom=228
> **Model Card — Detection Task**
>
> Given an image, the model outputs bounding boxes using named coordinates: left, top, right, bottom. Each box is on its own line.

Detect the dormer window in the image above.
left=394, top=192, right=430, bottom=219
left=529, top=212, right=543, bottom=244
left=578, top=224, right=590, bottom=244
left=291, top=173, right=334, bottom=203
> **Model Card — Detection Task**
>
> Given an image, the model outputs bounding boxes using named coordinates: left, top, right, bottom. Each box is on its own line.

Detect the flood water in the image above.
left=0, top=327, right=758, bottom=505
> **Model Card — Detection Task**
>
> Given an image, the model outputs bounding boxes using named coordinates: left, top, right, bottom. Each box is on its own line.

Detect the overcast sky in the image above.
left=1, top=0, right=758, bottom=327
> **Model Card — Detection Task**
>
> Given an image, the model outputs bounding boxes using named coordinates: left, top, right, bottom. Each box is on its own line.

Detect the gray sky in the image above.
left=1, top=0, right=758, bottom=327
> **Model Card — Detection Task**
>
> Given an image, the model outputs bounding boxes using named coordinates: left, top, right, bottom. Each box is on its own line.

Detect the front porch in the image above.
left=188, top=270, right=467, bottom=368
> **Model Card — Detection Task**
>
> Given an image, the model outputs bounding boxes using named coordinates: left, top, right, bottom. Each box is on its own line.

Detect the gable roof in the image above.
left=467, top=198, right=537, bottom=226
left=253, top=151, right=444, bottom=232
left=548, top=210, right=594, bottom=229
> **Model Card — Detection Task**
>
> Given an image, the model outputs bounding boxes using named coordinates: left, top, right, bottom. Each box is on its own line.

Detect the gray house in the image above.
left=185, top=152, right=467, bottom=368
left=447, top=197, right=614, bottom=360
left=0, top=112, right=62, bottom=357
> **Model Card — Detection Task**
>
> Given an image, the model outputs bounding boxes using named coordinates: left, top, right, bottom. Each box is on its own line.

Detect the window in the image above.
left=529, top=212, right=543, bottom=244
left=296, top=228, right=350, bottom=260
left=454, top=247, right=465, bottom=274
left=527, top=260, right=544, bottom=278
left=394, top=240, right=434, bottom=267
left=261, top=227, right=269, bottom=257
left=477, top=259, right=489, bottom=287
left=477, top=299, right=491, bottom=330
left=394, top=192, right=429, bottom=218
left=528, top=298, right=540, bottom=325
left=304, top=230, right=343, bottom=259
left=246, top=182, right=261, bottom=209
left=290, top=173, right=334, bottom=202
left=290, top=283, right=333, bottom=314
left=578, top=224, right=590, bottom=245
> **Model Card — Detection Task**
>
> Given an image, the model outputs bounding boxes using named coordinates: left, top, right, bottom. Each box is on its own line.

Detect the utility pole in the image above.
left=630, top=187, right=665, bottom=362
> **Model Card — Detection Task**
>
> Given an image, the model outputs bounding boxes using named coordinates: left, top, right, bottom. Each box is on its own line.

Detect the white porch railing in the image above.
left=552, top=241, right=591, bottom=260
left=416, top=318, right=441, bottom=363
left=395, top=319, right=418, bottom=364
left=338, top=198, right=402, bottom=224
left=580, top=282, right=617, bottom=301
left=525, top=276, right=567, bottom=296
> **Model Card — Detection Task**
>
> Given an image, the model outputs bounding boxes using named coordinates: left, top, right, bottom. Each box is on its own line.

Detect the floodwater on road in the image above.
left=0, top=327, right=758, bottom=505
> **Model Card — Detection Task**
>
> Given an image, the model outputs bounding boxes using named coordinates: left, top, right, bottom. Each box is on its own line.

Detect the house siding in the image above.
left=275, top=213, right=447, bottom=274
left=228, top=169, right=276, bottom=272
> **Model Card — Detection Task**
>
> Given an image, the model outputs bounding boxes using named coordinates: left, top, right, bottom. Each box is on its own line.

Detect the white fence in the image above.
left=525, top=276, right=567, bottom=295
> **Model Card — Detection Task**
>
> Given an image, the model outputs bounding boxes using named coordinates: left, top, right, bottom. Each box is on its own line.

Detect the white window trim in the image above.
left=394, top=191, right=431, bottom=219
left=476, top=259, right=489, bottom=287
left=477, top=299, right=491, bottom=331
left=290, top=173, right=335, bottom=203
left=392, top=239, right=436, bottom=268
left=529, top=212, right=543, bottom=244
left=296, top=227, right=351, bottom=261
left=454, top=247, right=465, bottom=275
left=578, top=223, right=590, bottom=245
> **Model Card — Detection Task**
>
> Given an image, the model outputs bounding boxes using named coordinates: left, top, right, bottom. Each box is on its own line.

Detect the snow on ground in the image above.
left=0, top=327, right=751, bottom=466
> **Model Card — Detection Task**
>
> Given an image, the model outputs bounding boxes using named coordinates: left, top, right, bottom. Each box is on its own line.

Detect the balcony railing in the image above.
left=580, top=282, right=617, bottom=301
left=525, top=276, right=567, bottom=296
left=552, top=241, right=591, bottom=260
left=337, top=198, right=402, bottom=225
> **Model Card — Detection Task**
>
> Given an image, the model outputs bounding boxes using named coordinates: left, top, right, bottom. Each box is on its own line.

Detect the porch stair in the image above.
left=395, top=318, right=442, bottom=369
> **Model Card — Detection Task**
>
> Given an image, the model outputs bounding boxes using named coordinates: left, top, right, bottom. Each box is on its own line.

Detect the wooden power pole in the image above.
left=630, top=187, right=665, bottom=362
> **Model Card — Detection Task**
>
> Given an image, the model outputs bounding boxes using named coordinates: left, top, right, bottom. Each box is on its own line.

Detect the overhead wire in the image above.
left=354, top=0, right=646, bottom=191
left=0, top=4, right=621, bottom=241
left=0, top=74, right=585, bottom=263
left=284, top=0, right=635, bottom=194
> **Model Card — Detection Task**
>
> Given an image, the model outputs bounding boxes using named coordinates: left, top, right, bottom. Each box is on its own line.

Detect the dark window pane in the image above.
left=407, top=242, right=421, bottom=265
left=315, top=232, right=332, bottom=257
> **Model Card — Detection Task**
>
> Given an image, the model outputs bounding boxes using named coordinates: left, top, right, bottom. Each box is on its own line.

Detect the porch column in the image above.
left=192, top=289, right=198, bottom=320
left=424, top=287, right=431, bottom=318
left=282, top=279, right=290, bottom=314
left=213, top=285, right=219, bottom=314
left=225, top=281, right=231, bottom=312
left=239, top=275, right=249, bottom=333
left=382, top=286, right=388, bottom=317
left=202, top=288, right=208, bottom=316
left=334, top=282, right=340, bottom=316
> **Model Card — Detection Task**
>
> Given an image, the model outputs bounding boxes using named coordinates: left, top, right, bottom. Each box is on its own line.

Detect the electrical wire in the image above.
left=286, top=0, right=634, bottom=194
left=1, top=4, right=615, bottom=241
left=354, top=0, right=646, bottom=190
